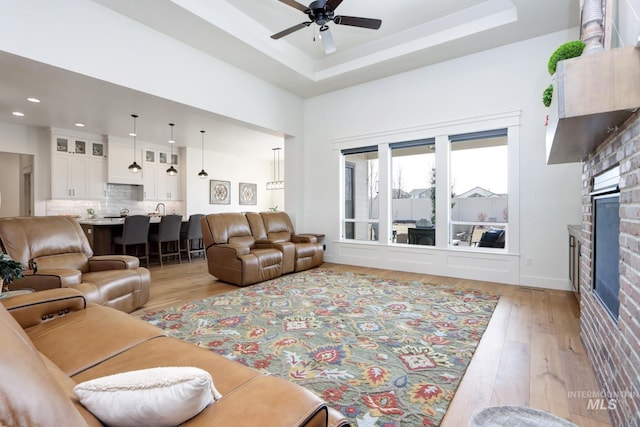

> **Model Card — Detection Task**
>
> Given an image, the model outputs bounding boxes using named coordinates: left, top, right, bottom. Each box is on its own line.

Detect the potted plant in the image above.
left=542, top=40, right=586, bottom=107
left=0, top=253, right=26, bottom=296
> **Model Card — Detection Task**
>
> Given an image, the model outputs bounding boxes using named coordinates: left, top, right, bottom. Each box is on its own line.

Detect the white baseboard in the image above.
left=518, top=274, right=572, bottom=291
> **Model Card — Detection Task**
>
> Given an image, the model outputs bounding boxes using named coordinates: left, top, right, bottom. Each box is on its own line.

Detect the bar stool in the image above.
left=112, top=215, right=150, bottom=267
left=148, top=214, right=183, bottom=266
left=180, top=214, right=205, bottom=262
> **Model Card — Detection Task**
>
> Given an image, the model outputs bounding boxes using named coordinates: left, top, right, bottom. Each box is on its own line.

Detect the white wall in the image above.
left=299, top=29, right=583, bottom=289
left=611, top=0, right=640, bottom=47
left=0, top=122, right=50, bottom=215
left=0, top=153, right=20, bottom=217
left=184, top=147, right=282, bottom=216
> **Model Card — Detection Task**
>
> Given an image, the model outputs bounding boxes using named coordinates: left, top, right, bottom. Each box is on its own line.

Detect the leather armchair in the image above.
left=201, top=213, right=283, bottom=286
left=0, top=216, right=150, bottom=313
left=250, top=211, right=323, bottom=273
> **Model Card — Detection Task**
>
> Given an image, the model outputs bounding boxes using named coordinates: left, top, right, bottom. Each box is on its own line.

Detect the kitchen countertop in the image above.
left=77, top=216, right=164, bottom=225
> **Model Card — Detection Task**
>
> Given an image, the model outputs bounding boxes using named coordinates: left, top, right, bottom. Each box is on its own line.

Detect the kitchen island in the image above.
left=78, top=216, right=166, bottom=256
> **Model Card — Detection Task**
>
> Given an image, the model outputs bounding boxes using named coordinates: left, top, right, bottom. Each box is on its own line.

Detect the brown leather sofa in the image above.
left=201, top=213, right=283, bottom=286
left=202, top=212, right=323, bottom=286
left=0, top=289, right=349, bottom=427
left=248, top=211, right=324, bottom=274
left=0, top=216, right=150, bottom=313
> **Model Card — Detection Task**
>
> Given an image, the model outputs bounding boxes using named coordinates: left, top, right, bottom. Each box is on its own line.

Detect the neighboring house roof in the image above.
left=408, top=188, right=432, bottom=199
left=457, top=187, right=499, bottom=198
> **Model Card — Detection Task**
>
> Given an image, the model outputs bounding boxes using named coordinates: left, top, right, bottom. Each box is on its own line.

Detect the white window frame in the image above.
left=335, top=111, right=520, bottom=254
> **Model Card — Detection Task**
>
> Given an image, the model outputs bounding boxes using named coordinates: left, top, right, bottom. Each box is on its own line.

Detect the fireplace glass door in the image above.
left=593, top=193, right=620, bottom=321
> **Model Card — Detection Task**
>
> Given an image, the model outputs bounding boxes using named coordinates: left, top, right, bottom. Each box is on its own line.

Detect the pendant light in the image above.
left=198, top=130, right=208, bottom=179
left=166, top=123, right=178, bottom=176
left=127, top=114, right=141, bottom=173
left=266, top=147, right=284, bottom=190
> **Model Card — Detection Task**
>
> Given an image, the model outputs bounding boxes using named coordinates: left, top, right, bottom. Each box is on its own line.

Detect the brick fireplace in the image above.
left=580, top=112, right=640, bottom=426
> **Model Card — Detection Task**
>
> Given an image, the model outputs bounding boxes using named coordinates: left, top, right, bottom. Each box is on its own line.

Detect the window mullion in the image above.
left=434, top=135, right=450, bottom=248
left=378, top=143, right=391, bottom=244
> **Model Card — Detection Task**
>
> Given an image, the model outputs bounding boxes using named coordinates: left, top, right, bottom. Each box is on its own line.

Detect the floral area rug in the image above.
left=140, top=269, right=500, bottom=426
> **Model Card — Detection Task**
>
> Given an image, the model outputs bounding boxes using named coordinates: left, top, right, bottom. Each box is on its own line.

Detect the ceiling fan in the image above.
left=270, top=0, right=382, bottom=54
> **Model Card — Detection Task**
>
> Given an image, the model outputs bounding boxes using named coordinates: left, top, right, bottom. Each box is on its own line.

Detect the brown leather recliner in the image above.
left=201, top=213, right=283, bottom=286
left=249, top=211, right=323, bottom=273
left=0, top=216, right=150, bottom=313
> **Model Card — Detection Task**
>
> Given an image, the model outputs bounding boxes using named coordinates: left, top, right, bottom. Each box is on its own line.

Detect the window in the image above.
left=449, top=130, right=508, bottom=249
left=340, top=123, right=514, bottom=251
left=390, top=139, right=435, bottom=245
left=343, top=147, right=379, bottom=241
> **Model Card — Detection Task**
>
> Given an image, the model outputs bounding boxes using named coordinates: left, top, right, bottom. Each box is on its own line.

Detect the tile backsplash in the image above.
left=46, top=184, right=185, bottom=218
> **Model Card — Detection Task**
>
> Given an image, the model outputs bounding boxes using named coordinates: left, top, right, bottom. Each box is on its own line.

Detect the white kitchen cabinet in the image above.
left=51, top=135, right=106, bottom=199
left=156, top=168, right=180, bottom=200
left=86, top=156, right=107, bottom=199
left=52, top=154, right=87, bottom=198
left=107, top=139, right=144, bottom=185
left=165, top=172, right=180, bottom=200
left=142, top=148, right=181, bottom=201
left=142, top=151, right=158, bottom=201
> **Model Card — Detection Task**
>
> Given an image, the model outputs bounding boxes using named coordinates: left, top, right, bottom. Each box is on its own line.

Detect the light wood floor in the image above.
left=132, top=260, right=612, bottom=427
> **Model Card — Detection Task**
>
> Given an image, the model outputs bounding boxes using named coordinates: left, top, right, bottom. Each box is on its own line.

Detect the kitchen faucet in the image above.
left=155, top=203, right=166, bottom=216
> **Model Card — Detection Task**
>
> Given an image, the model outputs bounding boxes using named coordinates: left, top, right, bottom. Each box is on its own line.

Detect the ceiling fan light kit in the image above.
left=271, top=0, right=381, bottom=54
left=319, top=25, right=336, bottom=54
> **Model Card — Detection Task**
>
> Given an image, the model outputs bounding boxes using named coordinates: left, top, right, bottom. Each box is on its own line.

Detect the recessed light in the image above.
left=129, top=132, right=137, bottom=137
left=12, top=112, right=24, bottom=117
left=168, top=139, right=175, bottom=144
left=75, top=123, right=85, bottom=127
left=27, top=97, right=40, bottom=103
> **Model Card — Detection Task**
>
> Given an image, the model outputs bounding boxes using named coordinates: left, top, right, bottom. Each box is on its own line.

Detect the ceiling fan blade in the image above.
left=271, top=22, right=311, bottom=39
left=277, top=0, right=309, bottom=13
left=334, top=15, right=382, bottom=30
left=326, top=0, right=343, bottom=11
left=319, top=26, right=336, bottom=54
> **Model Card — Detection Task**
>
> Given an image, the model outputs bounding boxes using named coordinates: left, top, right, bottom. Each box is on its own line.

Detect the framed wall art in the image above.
left=210, top=179, right=230, bottom=204
left=239, top=182, right=257, bottom=205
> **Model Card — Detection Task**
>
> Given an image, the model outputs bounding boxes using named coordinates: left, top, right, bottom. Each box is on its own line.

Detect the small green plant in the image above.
left=547, top=40, right=585, bottom=75
left=542, top=84, right=554, bottom=107
left=269, top=206, right=279, bottom=212
left=0, top=253, right=25, bottom=292
left=542, top=40, right=585, bottom=107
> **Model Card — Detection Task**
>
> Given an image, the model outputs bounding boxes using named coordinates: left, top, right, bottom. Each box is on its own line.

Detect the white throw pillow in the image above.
left=74, top=367, right=222, bottom=427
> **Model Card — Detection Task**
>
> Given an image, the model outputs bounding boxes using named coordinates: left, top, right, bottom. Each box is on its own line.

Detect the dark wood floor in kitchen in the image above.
left=131, top=260, right=612, bottom=427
